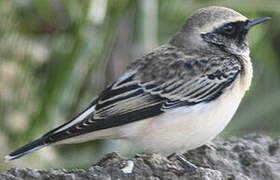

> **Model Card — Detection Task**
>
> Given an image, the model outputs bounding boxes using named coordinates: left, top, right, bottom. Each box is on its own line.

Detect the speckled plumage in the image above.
left=5, top=6, right=270, bottom=162
left=130, top=44, right=242, bottom=102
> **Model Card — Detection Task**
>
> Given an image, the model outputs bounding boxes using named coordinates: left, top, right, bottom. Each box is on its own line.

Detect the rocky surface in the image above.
left=1, top=133, right=280, bottom=180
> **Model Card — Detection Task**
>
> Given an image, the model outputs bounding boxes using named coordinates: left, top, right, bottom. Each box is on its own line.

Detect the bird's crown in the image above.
left=171, top=6, right=270, bottom=57
left=182, top=6, right=247, bottom=34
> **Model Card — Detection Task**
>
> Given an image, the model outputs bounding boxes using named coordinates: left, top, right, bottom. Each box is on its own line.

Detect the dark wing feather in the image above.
left=45, top=45, right=242, bottom=143
left=46, top=77, right=166, bottom=143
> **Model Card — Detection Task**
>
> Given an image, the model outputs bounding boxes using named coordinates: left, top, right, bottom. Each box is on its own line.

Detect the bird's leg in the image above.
left=168, top=153, right=197, bottom=175
left=204, top=141, right=216, bottom=151
left=176, top=154, right=197, bottom=171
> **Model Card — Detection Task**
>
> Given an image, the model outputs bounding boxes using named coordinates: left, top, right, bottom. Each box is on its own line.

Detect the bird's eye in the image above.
left=222, top=24, right=235, bottom=35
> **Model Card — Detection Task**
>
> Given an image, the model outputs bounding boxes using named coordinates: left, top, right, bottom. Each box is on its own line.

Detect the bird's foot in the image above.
left=167, top=153, right=197, bottom=175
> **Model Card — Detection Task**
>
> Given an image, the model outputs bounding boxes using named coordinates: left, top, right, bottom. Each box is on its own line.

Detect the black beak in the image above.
left=245, top=17, right=271, bottom=30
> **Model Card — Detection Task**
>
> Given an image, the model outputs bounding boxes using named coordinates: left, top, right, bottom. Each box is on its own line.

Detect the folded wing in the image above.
left=45, top=46, right=242, bottom=144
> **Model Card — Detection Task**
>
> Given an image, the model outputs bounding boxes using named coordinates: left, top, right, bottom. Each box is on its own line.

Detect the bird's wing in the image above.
left=44, top=45, right=242, bottom=143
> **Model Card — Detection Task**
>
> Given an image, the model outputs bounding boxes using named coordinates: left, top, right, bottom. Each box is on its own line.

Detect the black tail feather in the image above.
left=5, top=137, right=47, bottom=161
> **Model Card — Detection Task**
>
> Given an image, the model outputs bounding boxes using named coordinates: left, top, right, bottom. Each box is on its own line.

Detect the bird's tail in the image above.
left=5, top=137, right=48, bottom=162
left=5, top=100, right=98, bottom=162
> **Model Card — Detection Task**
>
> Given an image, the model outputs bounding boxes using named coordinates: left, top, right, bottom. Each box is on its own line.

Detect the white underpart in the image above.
left=116, top=73, right=251, bottom=154
left=58, top=72, right=251, bottom=153
left=56, top=57, right=253, bottom=154
left=53, top=105, right=96, bottom=134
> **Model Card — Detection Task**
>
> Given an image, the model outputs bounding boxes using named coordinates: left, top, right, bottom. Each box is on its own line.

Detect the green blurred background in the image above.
left=0, top=0, right=279, bottom=171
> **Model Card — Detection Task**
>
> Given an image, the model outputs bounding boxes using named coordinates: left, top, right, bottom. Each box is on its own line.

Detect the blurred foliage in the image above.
left=0, top=0, right=279, bottom=171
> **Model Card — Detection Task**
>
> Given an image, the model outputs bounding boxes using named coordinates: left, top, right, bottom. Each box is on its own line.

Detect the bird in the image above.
left=5, top=6, right=270, bottom=168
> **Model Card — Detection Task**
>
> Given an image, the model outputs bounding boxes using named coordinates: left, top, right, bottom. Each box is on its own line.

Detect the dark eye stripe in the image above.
left=223, top=24, right=235, bottom=35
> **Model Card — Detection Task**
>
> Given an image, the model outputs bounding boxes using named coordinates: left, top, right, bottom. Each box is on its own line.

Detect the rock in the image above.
left=1, top=133, right=280, bottom=180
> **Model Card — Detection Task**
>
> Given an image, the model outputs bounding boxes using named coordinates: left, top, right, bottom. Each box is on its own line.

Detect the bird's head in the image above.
left=170, top=6, right=270, bottom=57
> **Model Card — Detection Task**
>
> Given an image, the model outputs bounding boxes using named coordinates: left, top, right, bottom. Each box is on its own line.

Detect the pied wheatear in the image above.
left=5, top=6, right=270, bottom=170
